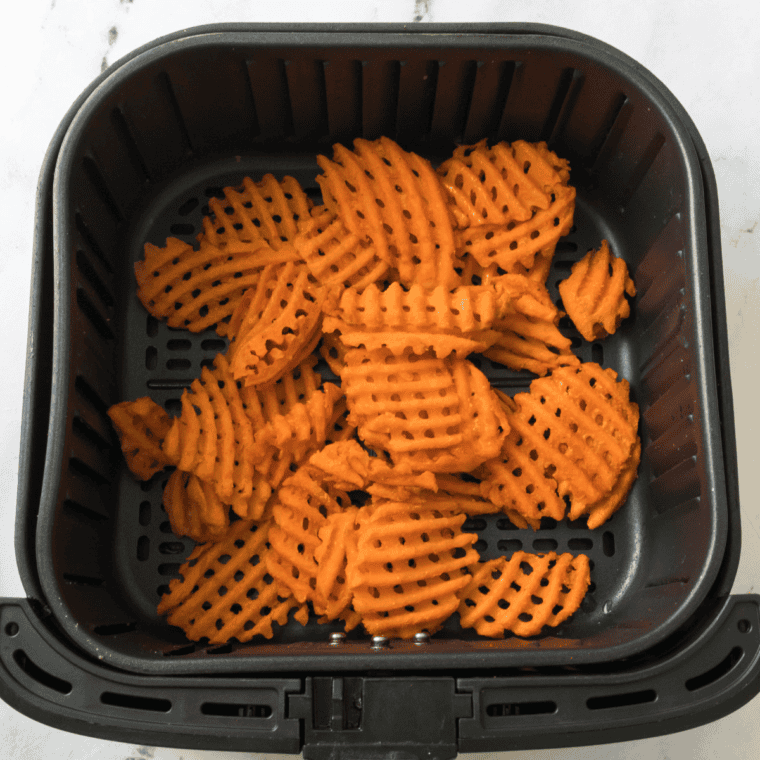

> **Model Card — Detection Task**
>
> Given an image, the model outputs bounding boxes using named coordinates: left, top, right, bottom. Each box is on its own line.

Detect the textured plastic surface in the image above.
left=2, top=596, right=759, bottom=754
left=20, top=24, right=735, bottom=680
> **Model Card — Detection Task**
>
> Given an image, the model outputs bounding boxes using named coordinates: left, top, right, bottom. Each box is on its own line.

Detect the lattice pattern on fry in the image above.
left=163, top=469, right=230, bottom=543
left=437, top=140, right=571, bottom=229
left=454, top=183, right=575, bottom=271
left=341, top=348, right=509, bottom=473
left=558, top=240, right=636, bottom=341
left=320, top=331, right=349, bottom=376
left=314, top=507, right=360, bottom=620
left=483, top=276, right=580, bottom=376
left=201, top=175, right=312, bottom=251
left=157, top=519, right=299, bottom=644
left=295, top=205, right=391, bottom=291
left=316, top=137, right=460, bottom=290
left=347, top=501, right=479, bottom=638
left=163, top=354, right=256, bottom=504
left=583, top=439, right=641, bottom=529
left=107, top=397, right=174, bottom=481
left=453, top=253, right=503, bottom=288
left=458, top=552, right=590, bottom=637
left=480, top=363, right=639, bottom=528
left=227, top=260, right=326, bottom=386
left=135, top=237, right=301, bottom=337
left=323, top=281, right=505, bottom=358
left=266, top=461, right=352, bottom=604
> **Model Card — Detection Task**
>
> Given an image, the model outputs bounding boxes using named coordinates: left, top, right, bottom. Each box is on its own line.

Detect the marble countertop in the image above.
left=2, top=1, right=759, bottom=758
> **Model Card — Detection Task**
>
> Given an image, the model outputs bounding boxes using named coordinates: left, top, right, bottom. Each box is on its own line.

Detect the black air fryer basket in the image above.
left=3, top=23, right=759, bottom=758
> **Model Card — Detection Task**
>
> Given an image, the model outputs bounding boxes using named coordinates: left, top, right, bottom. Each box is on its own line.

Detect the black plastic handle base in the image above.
left=2, top=595, right=759, bottom=757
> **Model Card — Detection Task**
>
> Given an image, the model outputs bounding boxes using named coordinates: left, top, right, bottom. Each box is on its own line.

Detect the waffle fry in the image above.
left=314, top=507, right=360, bottom=620
left=437, top=139, right=571, bottom=229
left=163, top=354, right=256, bottom=504
left=320, top=331, right=349, bottom=376
left=341, top=347, right=509, bottom=473
left=266, top=460, right=352, bottom=604
left=458, top=552, right=590, bottom=637
left=453, top=183, right=575, bottom=271
left=107, top=397, right=174, bottom=480
left=227, top=260, right=326, bottom=386
left=200, top=174, right=312, bottom=251
left=163, top=469, right=230, bottom=543
left=323, top=281, right=505, bottom=358
left=295, top=205, right=391, bottom=291
left=558, top=240, right=636, bottom=341
left=348, top=501, right=479, bottom=638
left=316, top=137, right=460, bottom=290
left=480, top=363, right=639, bottom=527
left=157, top=519, right=300, bottom=643
left=135, top=237, right=300, bottom=337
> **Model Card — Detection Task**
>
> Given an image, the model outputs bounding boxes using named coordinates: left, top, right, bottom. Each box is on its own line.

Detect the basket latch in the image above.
left=289, top=676, right=472, bottom=760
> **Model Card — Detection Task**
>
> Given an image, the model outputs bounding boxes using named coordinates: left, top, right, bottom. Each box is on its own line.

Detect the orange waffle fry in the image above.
left=324, top=396, right=357, bottom=444
left=295, top=205, right=391, bottom=291
left=458, top=552, right=590, bottom=637
left=227, top=260, right=326, bottom=386
left=266, top=460, right=352, bottom=604
left=454, top=183, right=575, bottom=271
left=347, top=501, right=479, bottom=638
left=228, top=471, right=274, bottom=521
left=316, top=137, right=460, bottom=290
left=558, top=240, right=636, bottom=341
left=480, top=363, right=639, bottom=527
left=483, top=276, right=579, bottom=376
left=314, top=507, right=360, bottom=620
left=320, top=331, right=349, bottom=376
left=107, top=397, right=174, bottom=481
left=437, top=139, right=571, bottom=229
left=510, top=249, right=555, bottom=285
left=157, top=519, right=299, bottom=644
left=322, top=281, right=505, bottom=358
left=252, top=382, right=344, bottom=461
left=135, top=237, right=301, bottom=337
left=341, top=348, right=509, bottom=473
left=583, top=439, right=641, bottom=529
left=200, top=174, right=312, bottom=251
left=163, top=469, right=230, bottom=543
left=162, top=354, right=256, bottom=504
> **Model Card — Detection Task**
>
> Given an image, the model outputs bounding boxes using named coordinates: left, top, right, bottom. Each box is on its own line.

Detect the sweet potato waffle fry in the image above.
left=134, top=237, right=300, bottom=337
left=323, top=281, right=506, bottom=358
left=163, top=354, right=256, bottom=505
left=348, top=501, right=479, bottom=638
left=157, top=519, right=300, bottom=643
left=341, top=347, right=509, bottom=473
left=200, top=174, right=312, bottom=251
left=480, top=363, right=639, bottom=528
left=295, top=206, right=391, bottom=291
left=107, top=397, right=174, bottom=481
left=458, top=552, right=590, bottom=637
left=453, top=183, right=575, bottom=272
left=437, top=139, right=570, bottom=229
left=316, top=136, right=460, bottom=290
left=227, top=260, right=326, bottom=386
left=558, top=239, right=636, bottom=341
left=266, top=460, right=352, bottom=605
left=163, top=469, right=230, bottom=543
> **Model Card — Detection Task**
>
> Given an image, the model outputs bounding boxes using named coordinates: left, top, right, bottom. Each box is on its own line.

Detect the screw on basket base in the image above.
left=414, top=632, right=429, bottom=645
left=328, top=632, right=346, bottom=646
left=371, top=636, right=390, bottom=650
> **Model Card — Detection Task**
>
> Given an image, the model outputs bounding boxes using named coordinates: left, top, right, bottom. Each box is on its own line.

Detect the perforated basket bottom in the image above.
left=103, top=153, right=644, bottom=655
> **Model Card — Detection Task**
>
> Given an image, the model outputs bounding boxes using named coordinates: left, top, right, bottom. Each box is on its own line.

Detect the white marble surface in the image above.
left=1, top=0, right=759, bottom=758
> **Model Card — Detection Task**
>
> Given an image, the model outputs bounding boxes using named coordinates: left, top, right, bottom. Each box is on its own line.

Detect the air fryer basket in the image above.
left=3, top=23, right=758, bottom=756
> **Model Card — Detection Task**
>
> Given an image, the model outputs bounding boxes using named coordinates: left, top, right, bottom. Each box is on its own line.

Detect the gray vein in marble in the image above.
left=102, top=24, right=119, bottom=73
left=414, top=0, right=431, bottom=22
